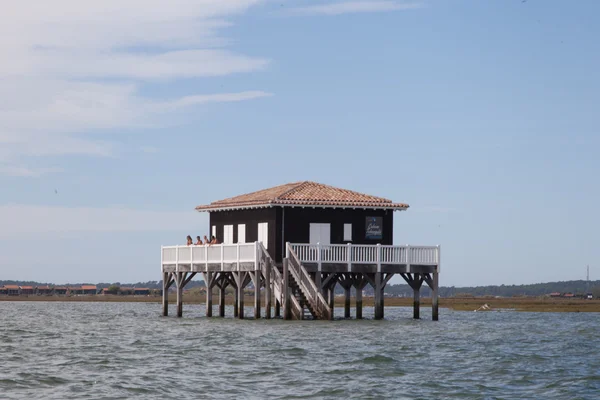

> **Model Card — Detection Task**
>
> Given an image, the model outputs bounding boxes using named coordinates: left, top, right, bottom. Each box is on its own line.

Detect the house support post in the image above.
left=264, top=260, right=272, bottom=319
left=162, top=272, right=169, bottom=317
left=282, top=258, right=291, bottom=320
left=413, top=273, right=421, bottom=320
left=250, top=271, right=261, bottom=319
left=218, top=275, right=227, bottom=317
left=374, top=272, right=383, bottom=320
left=432, top=271, right=439, bottom=321
left=205, top=271, right=213, bottom=317
left=176, top=272, right=184, bottom=318
left=354, top=276, right=368, bottom=320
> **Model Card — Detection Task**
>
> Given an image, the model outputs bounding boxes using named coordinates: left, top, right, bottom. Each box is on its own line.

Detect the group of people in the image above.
left=186, top=235, right=219, bottom=246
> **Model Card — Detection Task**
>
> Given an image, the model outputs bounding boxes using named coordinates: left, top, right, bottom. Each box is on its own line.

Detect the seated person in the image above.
left=186, top=235, right=193, bottom=246
left=195, top=236, right=203, bottom=245
left=210, top=235, right=219, bottom=245
left=203, top=235, right=210, bottom=245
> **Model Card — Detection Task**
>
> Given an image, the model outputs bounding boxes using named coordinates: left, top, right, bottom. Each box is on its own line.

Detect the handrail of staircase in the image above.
left=258, top=243, right=303, bottom=319
left=286, top=243, right=332, bottom=320
left=258, top=243, right=282, bottom=304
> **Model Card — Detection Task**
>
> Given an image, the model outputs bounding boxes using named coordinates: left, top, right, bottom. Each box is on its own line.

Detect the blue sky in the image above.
left=0, top=0, right=598, bottom=286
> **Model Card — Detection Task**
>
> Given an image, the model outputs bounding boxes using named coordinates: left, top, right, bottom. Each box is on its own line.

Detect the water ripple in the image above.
left=0, top=302, right=599, bottom=399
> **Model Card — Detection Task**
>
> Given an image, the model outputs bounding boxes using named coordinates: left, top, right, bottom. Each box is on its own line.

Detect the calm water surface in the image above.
left=0, top=302, right=598, bottom=399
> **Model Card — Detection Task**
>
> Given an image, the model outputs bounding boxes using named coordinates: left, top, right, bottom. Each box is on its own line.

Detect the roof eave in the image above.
left=195, top=203, right=409, bottom=212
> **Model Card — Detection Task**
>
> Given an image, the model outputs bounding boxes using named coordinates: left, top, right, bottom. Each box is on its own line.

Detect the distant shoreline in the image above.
left=1, top=295, right=599, bottom=312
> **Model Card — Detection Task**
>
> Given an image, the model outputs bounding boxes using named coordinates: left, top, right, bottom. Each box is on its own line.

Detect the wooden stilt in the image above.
left=275, top=299, right=281, bottom=318
left=314, top=272, right=322, bottom=296
left=205, top=271, right=213, bottom=317
left=250, top=271, right=261, bottom=319
left=432, top=271, right=439, bottom=321
left=282, top=258, right=291, bottom=320
left=354, top=276, right=368, bottom=319
left=344, top=286, right=351, bottom=318
left=328, top=281, right=336, bottom=319
left=265, top=259, right=272, bottom=319
left=162, top=272, right=169, bottom=317
left=233, top=283, right=239, bottom=318
left=413, top=273, right=421, bottom=319
left=374, top=272, right=383, bottom=320
left=219, top=277, right=226, bottom=317
left=176, top=272, right=184, bottom=318
left=235, top=271, right=248, bottom=319
left=423, top=271, right=440, bottom=321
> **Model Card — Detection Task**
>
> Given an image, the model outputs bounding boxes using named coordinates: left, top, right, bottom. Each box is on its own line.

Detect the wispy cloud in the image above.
left=0, top=0, right=270, bottom=176
left=0, top=204, right=195, bottom=237
left=288, top=1, right=422, bottom=16
left=0, top=166, right=64, bottom=178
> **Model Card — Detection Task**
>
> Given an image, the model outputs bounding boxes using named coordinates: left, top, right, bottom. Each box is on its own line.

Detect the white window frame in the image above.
left=223, top=225, right=234, bottom=244
left=309, top=223, right=331, bottom=245
left=211, top=225, right=216, bottom=239
left=258, top=222, right=268, bottom=249
left=238, top=224, right=246, bottom=244
left=343, top=223, right=352, bottom=242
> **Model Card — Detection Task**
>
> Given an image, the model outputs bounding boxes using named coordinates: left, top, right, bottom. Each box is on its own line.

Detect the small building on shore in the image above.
left=36, top=285, right=54, bottom=295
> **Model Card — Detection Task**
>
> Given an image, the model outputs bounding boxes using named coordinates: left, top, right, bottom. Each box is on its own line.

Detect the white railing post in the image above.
left=406, top=244, right=411, bottom=273
left=220, top=244, right=224, bottom=271
left=204, top=244, right=208, bottom=270
left=377, top=243, right=381, bottom=273
left=190, top=246, right=193, bottom=270
left=254, top=242, right=259, bottom=272
left=437, top=245, right=441, bottom=273
left=286, top=242, right=290, bottom=259
left=317, top=242, right=322, bottom=272
left=175, top=245, right=179, bottom=272
left=347, top=243, right=352, bottom=272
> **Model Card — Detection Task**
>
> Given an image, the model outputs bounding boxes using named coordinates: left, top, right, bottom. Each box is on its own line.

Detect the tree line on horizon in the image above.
left=2, top=279, right=598, bottom=298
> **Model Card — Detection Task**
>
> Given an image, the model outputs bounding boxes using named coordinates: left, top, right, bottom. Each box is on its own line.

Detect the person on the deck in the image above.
left=203, top=235, right=210, bottom=245
left=195, top=236, right=203, bottom=245
left=186, top=235, right=193, bottom=246
left=210, top=235, right=219, bottom=245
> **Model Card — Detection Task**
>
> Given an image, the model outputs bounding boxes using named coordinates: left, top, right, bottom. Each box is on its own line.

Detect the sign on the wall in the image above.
left=365, top=216, right=383, bottom=240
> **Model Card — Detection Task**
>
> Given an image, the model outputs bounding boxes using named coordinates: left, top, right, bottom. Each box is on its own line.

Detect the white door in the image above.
left=237, top=224, right=246, bottom=244
left=223, top=225, right=234, bottom=244
left=258, top=222, right=268, bottom=249
left=309, top=223, right=331, bottom=245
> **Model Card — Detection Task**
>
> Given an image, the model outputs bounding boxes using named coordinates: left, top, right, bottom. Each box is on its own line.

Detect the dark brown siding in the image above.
left=282, top=208, right=393, bottom=249
left=208, top=208, right=278, bottom=255
left=208, top=206, right=394, bottom=263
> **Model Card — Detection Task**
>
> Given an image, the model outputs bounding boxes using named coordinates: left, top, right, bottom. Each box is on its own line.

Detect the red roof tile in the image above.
left=4, top=285, right=20, bottom=290
left=20, top=286, right=34, bottom=290
left=196, top=181, right=409, bottom=211
left=81, top=285, right=97, bottom=290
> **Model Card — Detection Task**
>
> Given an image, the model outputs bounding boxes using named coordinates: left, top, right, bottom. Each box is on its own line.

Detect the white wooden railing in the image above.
left=289, top=243, right=440, bottom=269
left=161, top=243, right=258, bottom=271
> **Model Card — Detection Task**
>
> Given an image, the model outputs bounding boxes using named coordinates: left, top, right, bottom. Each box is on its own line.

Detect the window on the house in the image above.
left=238, top=224, right=246, bottom=243
left=258, top=222, right=268, bottom=249
left=344, top=223, right=352, bottom=241
left=211, top=225, right=216, bottom=238
left=223, top=225, right=233, bottom=244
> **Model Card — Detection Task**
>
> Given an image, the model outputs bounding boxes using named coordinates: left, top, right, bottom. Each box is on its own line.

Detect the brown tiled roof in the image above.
left=81, top=285, right=97, bottom=290
left=20, top=286, right=34, bottom=290
left=4, top=285, right=20, bottom=290
left=134, top=288, right=150, bottom=291
left=196, top=181, right=409, bottom=211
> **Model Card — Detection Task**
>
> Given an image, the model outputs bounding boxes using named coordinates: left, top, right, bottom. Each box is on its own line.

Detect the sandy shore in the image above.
left=1, top=294, right=599, bottom=312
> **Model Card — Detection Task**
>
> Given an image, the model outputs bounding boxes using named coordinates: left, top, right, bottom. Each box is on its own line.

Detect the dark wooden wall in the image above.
left=281, top=207, right=393, bottom=247
left=208, top=207, right=394, bottom=263
left=209, top=208, right=278, bottom=256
